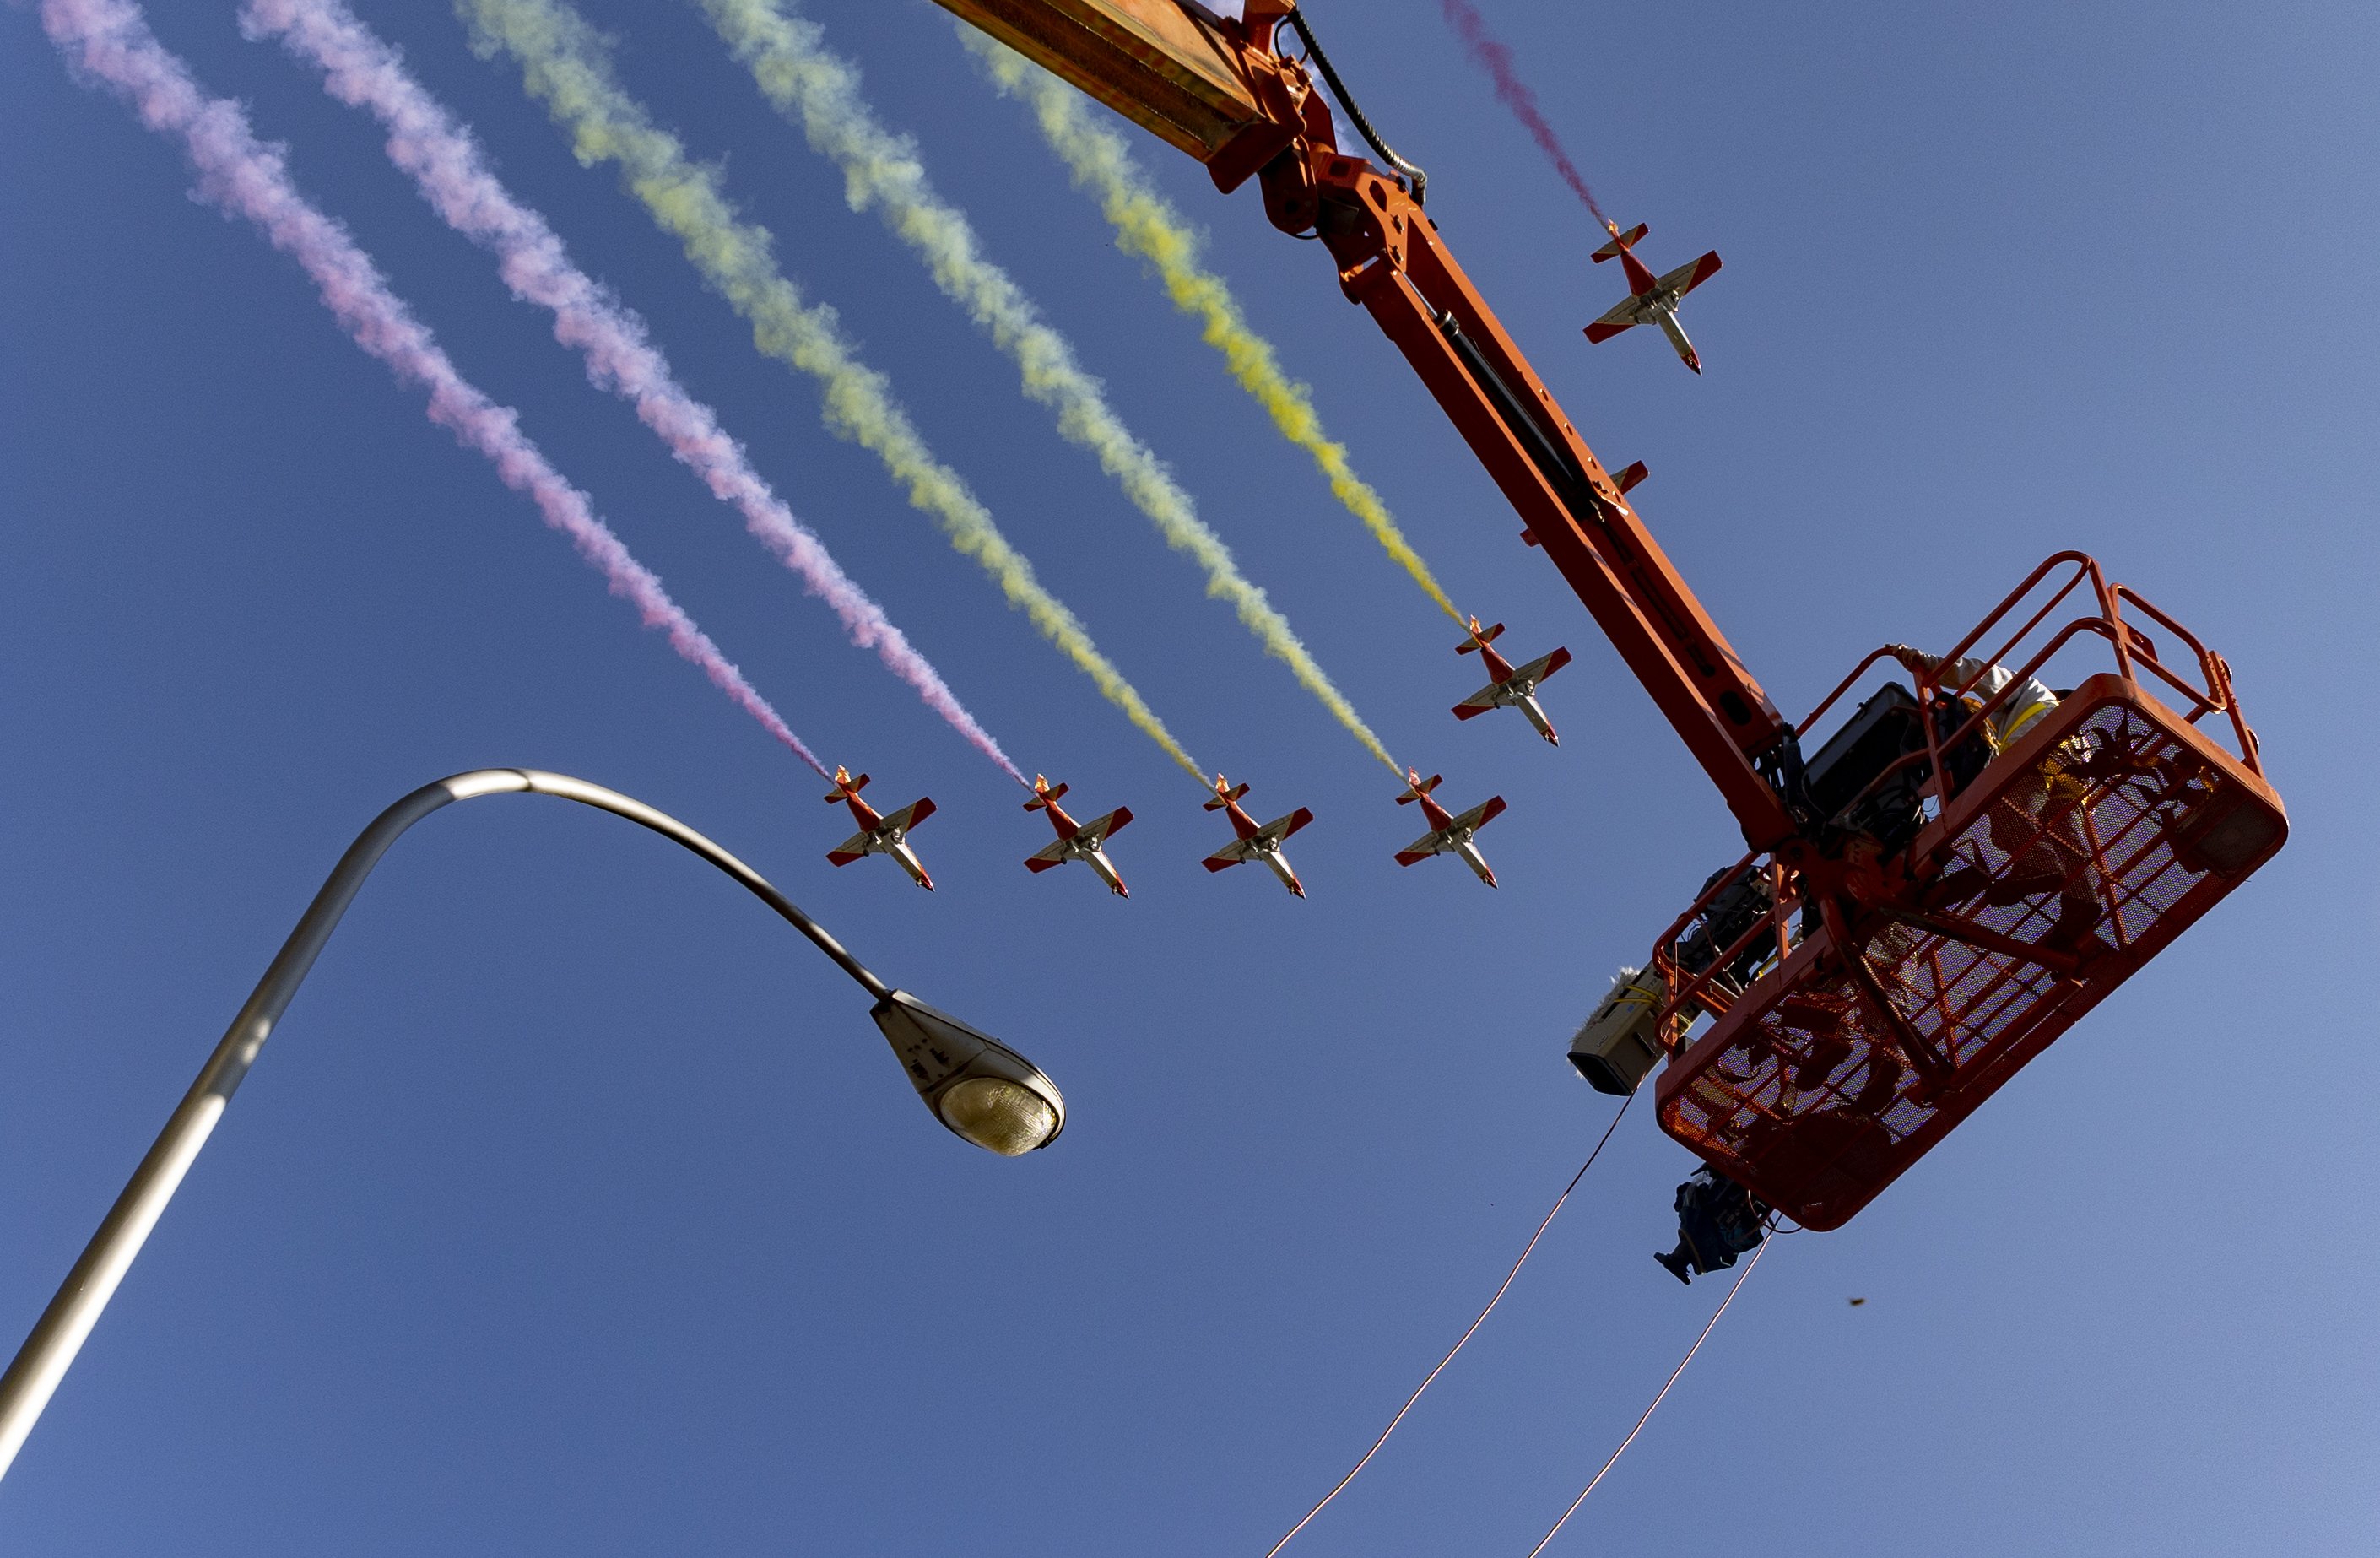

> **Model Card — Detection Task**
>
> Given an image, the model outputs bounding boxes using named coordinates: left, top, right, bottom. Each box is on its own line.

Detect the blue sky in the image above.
left=3, top=0, right=2374, bottom=1552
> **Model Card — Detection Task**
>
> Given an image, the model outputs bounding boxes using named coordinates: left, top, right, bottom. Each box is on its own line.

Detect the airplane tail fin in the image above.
left=1591, top=222, right=1648, bottom=262
left=1397, top=773, right=1444, bottom=804
left=1023, top=778, right=1068, bottom=811
left=824, top=771, right=870, bottom=803
left=1457, top=621, right=1506, bottom=654
left=1613, top=460, right=1649, bottom=495
left=1203, top=777, right=1250, bottom=811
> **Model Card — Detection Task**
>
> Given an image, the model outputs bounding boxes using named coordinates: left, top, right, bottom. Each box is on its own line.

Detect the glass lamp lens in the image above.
left=938, top=1076, right=1058, bottom=1156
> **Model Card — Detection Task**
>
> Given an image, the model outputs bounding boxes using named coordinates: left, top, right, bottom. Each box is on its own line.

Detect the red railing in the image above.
left=1643, top=550, right=2261, bottom=1053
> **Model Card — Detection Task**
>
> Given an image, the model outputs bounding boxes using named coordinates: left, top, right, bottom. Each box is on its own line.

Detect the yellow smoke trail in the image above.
left=695, top=0, right=1401, bottom=779
left=458, top=0, right=1204, bottom=781
left=967, top=32, right=1467, bottom=628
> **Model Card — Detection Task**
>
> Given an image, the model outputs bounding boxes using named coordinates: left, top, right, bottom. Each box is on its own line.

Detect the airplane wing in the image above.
left=1394, top=834, right=1445, bottom=865
left=1203, top=838, right=1259, bottom=870
left=1512, top=646, right=1573, bottom=684
left=1452, top=680, right=1504, bottom=717
left=1449, top=796, right=1509, bottom=834
left=1261, top=807, right=1314, bottom=842
left=1074, top=806, right=1133, bottom=844
left=1655, top=252, right=1723, bottom=298
left=877, top=798, right=935, bottom=834
left=1023, top=838, right=1071, bottom=873
left=1584, top=297, right=1642, bottom=343
left=827, top=829, right=878, bottom=866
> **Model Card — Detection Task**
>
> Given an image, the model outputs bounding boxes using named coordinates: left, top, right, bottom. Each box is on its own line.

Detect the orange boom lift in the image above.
left=935, top=0, right=2286, bottom=1228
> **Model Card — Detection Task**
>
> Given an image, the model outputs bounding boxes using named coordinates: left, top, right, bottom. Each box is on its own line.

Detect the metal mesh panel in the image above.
left=1657, top=695, right=2277, bottom=1229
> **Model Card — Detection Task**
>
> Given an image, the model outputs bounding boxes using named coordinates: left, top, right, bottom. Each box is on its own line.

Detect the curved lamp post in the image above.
left=0, top=768, right=1063, bottom=1482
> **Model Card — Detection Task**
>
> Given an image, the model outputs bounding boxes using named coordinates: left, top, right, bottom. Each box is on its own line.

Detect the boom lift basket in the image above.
left=1650, top=555, right=2284, bottom=1229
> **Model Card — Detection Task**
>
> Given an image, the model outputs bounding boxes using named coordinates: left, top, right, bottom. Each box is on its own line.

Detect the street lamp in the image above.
left=0, top=767, right=1064, bottom=1482
left=874, top=992, right=1065, bottom=1156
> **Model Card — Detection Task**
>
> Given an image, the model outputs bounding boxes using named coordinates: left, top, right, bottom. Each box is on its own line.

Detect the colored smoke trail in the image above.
left=458, top=0, right=1208, bottom=783
left=241, top=0, right=1023, bottom=787
left=1439, top=0, right=1613, bottom=231
left=35, top=0, right=825, bottom=776
left=969, top=34, right=1466, bottom=630
left=697, top=0, right=1402, bottom=778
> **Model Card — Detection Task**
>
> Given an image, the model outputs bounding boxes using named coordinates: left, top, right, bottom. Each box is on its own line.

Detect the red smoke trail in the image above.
left=243, top=0, right=1026, bottom=787
left=1440, top=0, right=1613, bottom=231
left=37, top=0, right=830, bottom=777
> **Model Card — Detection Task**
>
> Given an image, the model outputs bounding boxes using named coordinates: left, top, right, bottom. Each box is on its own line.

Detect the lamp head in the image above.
left=870, top=991, right=1066, bottom=1155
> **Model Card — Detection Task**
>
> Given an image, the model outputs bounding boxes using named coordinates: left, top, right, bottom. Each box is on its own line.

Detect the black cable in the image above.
left=1281, top=7, right=1429, bottom=205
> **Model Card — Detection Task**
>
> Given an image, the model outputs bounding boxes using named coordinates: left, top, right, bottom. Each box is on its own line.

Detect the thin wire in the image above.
left=1261, top=1095, right=1634, bottom=1558
left=1521, top=1234, right=1771, bottom=1558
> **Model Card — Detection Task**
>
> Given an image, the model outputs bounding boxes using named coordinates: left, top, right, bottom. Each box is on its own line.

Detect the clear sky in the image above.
left=3, top=0, right=2374, bottom=1552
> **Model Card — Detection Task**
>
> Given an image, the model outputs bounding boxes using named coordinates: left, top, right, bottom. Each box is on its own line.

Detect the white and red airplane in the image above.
left=1393, top=769, right=1506, bottom=887
left=1582, top=222, right=1723, bottom=374
left=823, top=765, right=935, bottom=890
left=1199, top=773, right=1314, bottom=898
left=1021, top=775, right=1133, bottom=897
left=1452, top=616, right=1572, bottom=744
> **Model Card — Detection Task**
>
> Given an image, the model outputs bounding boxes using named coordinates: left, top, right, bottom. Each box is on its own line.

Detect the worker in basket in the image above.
left=1657, top=1166, right=1771, bottom=1285
left=1886, top=646, right=2104, bottom=955
left=1885, top=645, right=2061, bottom=751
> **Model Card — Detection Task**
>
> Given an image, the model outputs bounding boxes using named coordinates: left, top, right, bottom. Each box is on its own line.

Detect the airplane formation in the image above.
left=822, top=617, right=1570, bottom=897
left=817, top=219, right=1721, bottom=899
left=23, top=0, right=1738, bottom=908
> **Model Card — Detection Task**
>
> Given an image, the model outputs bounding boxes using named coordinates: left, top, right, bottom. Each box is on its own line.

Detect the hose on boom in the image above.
left=1279, top=7, right=1430, bottom=204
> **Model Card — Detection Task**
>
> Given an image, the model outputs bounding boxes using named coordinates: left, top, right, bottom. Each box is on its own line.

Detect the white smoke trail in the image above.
left=699, top=0, right=1404, bottom=776
left=36, top=0, right=826, bottom=775
left=966, top=32, right=1465, bottom=628
left=241, top=0, right=1024, bottom=783
left=462, top=0, right=1209, bottom=781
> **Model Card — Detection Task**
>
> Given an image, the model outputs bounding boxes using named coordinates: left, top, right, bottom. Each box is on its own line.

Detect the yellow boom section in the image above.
left=928, top=0, right=1263, bottom=161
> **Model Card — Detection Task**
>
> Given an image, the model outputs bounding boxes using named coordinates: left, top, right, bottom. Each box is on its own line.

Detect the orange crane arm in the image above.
left=933, top=0, right=1799, bottom=847
left=942, top=0, right=1277, bottom=161
left=934, top=3, right=2296, bottom=1237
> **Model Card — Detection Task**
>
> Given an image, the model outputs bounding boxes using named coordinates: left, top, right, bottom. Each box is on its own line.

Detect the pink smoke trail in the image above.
left=35, top=0, right=829, bottom=777
left=1440, top=0, right=1613, bottom=231
left=241, top=0, right=1026, bottom=787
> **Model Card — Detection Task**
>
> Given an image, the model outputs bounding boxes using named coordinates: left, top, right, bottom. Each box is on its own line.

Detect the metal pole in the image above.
left=0, top=768, right=891, bottom=1480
